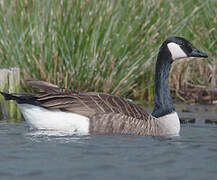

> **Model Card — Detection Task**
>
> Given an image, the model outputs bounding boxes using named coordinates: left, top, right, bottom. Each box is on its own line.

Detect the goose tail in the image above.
left=0, top=92, right=18, bottom=101
left=0, top=91, right=38, bottom=105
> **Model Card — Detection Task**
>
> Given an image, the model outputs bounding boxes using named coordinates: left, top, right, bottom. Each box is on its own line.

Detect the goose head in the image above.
left=159, top=37, right=208, bottom=62
left=152, top=37, right=208, bottom=118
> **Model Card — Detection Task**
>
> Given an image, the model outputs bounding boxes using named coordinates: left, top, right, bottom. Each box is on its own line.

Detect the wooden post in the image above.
left=0, top=68, right=21, bottom=121
left=0, top=69, right=9, bottom=91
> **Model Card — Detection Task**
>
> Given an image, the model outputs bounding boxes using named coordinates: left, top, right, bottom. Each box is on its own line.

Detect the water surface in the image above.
left=0, top=104, right=217, bottom=180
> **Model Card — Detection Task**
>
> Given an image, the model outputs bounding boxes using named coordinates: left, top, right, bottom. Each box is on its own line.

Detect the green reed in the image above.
left=0, top=0, right=216, bottom=103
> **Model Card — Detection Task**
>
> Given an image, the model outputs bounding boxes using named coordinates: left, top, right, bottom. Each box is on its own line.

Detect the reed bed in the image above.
left=0, top=0, right=216, bottom=104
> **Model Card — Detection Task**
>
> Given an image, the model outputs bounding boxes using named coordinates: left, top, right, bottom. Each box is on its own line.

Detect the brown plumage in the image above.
left=25, top=79, right=158, bottom=135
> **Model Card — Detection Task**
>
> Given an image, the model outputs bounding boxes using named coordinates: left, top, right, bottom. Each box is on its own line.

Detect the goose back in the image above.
left=35, top=91, right=150, bottom=120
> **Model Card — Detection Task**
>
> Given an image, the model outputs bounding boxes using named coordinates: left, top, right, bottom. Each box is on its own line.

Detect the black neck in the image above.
left=151, top=48, right=175, bottom=118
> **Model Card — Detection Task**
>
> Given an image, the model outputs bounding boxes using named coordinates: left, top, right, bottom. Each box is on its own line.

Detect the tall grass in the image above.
left=0, top=0, right=216, bottom=103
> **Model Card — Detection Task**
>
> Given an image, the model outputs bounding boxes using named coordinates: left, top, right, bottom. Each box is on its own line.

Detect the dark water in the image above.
left=0, top=105, right=217, bottom=180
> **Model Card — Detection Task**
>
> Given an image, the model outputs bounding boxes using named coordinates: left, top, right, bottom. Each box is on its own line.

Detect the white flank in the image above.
left=18, top=104, right=89, bottom=135
left=167, top=42, right=187, bottom=60
left=157, top=112, right=180, bottom=136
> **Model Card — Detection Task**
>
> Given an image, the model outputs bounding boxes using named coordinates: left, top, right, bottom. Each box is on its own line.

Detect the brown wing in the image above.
left=26, top=78, right=78, bottom=94
left=27, top=79, right=150, bottom=120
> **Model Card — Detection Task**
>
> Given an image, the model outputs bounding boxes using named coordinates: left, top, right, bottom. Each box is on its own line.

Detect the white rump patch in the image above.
left=18, top=104, right=89, bottom=135
left=167, top=42, right=187, bottom=60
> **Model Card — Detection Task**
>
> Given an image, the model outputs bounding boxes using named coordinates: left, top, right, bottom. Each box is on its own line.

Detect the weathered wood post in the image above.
left=0, top=68, right=21, bottom=121
left=0, top=69, right=9, bottom=120
left=0, top=69, right=9, bottom=91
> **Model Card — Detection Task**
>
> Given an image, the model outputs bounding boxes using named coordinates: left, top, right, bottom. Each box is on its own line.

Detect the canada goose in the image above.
left=1, top=37, right=208, bottom=136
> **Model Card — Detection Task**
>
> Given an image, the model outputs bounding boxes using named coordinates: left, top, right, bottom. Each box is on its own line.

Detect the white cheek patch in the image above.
left=167, top=42, right=187, bottom=60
